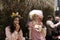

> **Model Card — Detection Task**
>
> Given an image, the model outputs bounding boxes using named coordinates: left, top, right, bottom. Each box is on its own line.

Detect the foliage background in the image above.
left=0, top=0, right=54, bottom=40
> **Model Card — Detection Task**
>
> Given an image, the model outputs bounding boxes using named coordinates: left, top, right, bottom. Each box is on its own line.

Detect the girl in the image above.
left=28, top=10, right=46, bottom=40
left=5, top=12, right=24, bottom=40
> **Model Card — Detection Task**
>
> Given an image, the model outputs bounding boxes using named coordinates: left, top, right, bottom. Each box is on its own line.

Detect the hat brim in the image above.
left=29, top=10, right=43, bottom=19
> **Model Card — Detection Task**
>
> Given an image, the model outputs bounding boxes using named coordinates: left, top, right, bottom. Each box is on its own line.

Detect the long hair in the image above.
left=6, top=16, right=22, bottom=33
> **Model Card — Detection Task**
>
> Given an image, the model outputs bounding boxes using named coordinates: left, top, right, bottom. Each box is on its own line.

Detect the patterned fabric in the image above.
left=28, top=22, right=46, bottom=40
left=5, top=27, right=25, bottom=40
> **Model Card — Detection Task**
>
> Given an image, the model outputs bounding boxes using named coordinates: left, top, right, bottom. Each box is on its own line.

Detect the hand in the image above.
left=12, top=31, right=19, bottom=40
left=15, top=24, right=20, bottom=32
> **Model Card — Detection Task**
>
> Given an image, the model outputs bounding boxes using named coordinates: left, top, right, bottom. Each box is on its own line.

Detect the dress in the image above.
left=5, top=26, right=25, bottom=40
left=28, top=22, right=46, bottom=40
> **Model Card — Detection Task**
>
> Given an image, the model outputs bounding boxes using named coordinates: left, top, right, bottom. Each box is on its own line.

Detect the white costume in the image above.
left=46, top=20, right=60, bottom=28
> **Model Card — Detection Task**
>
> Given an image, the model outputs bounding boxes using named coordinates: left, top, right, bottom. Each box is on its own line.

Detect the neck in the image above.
left=34, top=19, right=41, bottom=22
left=33, top=20, right=42, bottom=25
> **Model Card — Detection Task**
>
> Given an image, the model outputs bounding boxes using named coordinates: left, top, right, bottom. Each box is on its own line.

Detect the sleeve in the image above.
left=5, top=27, right=12, bottom=40
left=28, top=22, right=33, bottom=28
left=28, top=22, right=34, bottom=40
left=29, top=27, right=32, bottom=39
left=41, top=27, right=47, bottom=37
left=28, top=22, right=32, bottom=39
left=12, top=31, right=18, bottom=40
left=19, top=30, right=25, bottom=40
left=46, top=21, right=60, bottom=28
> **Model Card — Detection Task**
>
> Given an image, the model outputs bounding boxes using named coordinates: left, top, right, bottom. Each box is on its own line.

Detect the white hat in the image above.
left=29, top=10, right=43, bottom=19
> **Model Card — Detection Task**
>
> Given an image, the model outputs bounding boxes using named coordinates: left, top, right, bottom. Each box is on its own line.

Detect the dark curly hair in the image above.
left=6, top=16, right=22, bottom=33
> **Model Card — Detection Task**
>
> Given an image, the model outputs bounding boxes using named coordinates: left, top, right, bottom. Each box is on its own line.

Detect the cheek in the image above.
left=14, top=21, right=16, bottom=24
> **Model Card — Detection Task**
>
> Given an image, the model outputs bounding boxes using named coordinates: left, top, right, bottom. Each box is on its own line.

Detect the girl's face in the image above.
left=13, top=17, right=20, bottom=25
left=33, top=14, right=43, bottom=21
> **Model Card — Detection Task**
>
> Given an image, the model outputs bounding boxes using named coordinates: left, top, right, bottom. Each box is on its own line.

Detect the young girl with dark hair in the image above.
left=5, top=12, right=25, bottom=40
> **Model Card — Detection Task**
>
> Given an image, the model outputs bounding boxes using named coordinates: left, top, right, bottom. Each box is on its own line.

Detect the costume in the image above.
left=28, top=22, right=46, bottom=40
left=46, top=20, right=60, bottom=40
left=5, top=27, right=25, bottom=40
left=28, top=10, right=46, bottom=40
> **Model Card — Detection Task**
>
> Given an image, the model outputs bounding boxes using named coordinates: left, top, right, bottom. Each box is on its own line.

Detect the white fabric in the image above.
left=29, top=10, right=43, bottom=19
left=46, top=20, right=60, bottom=28
left=5, top=27, right=25, bottom=40
left=41, top=27, right=47, bottom=37
left=34, top=25, right=42, bottom=32
left=55, top=16, right=60, bottom=21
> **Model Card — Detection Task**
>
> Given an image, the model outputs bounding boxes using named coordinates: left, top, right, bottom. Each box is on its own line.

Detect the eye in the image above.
left=15, top=18, right=19, bottom=21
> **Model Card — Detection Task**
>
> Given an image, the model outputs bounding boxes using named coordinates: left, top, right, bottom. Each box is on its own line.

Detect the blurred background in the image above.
left=0, top=0, right=59, bottom=40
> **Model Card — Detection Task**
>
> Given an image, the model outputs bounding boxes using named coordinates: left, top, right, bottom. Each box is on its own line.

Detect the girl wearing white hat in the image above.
left=28, top=10, right=46, bottom=40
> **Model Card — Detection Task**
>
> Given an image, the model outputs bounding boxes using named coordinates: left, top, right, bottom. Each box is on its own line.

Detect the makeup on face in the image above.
left=14, top=17, right=20, bottom=25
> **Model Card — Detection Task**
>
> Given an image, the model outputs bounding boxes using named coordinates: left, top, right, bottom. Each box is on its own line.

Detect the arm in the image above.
left=28, top=22, right=32, bottom=40
left=29, top=27, right=32, bottom=40
left=5, top=27, right=12, bottom=40
left=12, top=31, right=19, bottom=40
left=19, top=30, right=25, bottom=40
left=41, top=27, right=47, bottom=37
left=46, top=21, right=60, bottom=28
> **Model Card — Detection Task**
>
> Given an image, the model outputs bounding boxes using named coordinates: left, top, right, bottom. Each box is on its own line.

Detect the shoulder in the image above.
left=5, top=26, right=10, bottom=31
left=46, top=20, right=52, bottom=22
left=28, top=21, right=33, bottom=26
left=27, top=21, right=34, bottom=28
left=46, top=20, right=52, bottom=24
left=28, top=21, right=33, bottom=24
